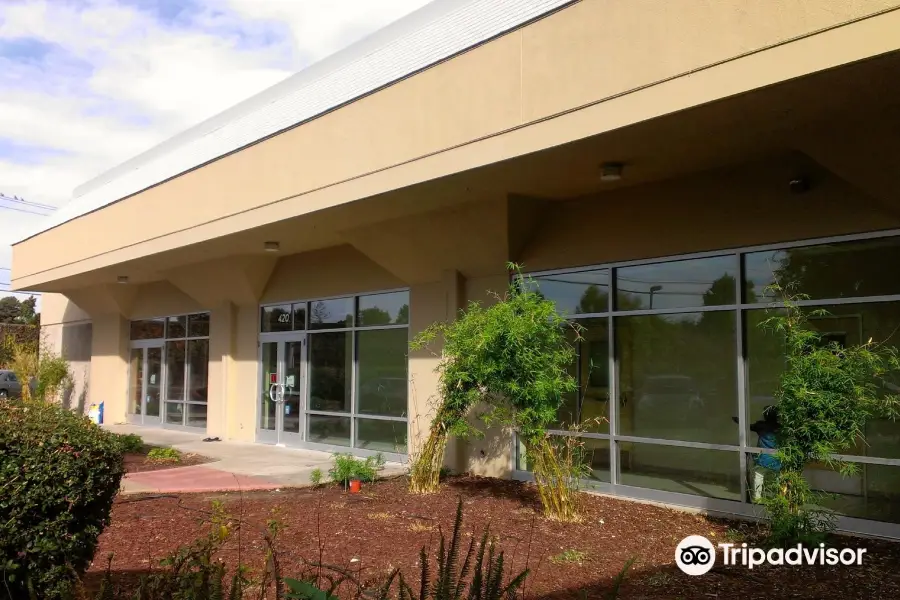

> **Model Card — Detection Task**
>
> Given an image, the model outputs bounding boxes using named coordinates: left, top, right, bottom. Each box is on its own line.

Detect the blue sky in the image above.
left=0, top=0, right=430, bottom=305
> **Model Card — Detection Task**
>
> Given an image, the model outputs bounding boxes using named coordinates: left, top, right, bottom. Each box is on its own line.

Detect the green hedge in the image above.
left=0, top=400, right=125, bottom=598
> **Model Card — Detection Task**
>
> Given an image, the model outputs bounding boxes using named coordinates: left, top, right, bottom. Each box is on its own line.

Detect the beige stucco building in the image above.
left=12, top=1, right=900, bottom=537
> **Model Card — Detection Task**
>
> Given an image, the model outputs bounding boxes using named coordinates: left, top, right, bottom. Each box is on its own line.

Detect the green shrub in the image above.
left=310, top=467, right=323, bottom=486
left=0, top=399, right=125, bottom=599
left=147, top=447, right=181, bottom=463
left=114, top=433, right=145, bottom=454
left=328, top=453, right=385, bottom=487
left=758, top=285, right=900, bottom=545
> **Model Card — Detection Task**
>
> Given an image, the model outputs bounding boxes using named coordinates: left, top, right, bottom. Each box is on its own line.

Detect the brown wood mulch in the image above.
left=123, top=450, right=212, bottom=473
left=87, top=475, right=900, bottom=599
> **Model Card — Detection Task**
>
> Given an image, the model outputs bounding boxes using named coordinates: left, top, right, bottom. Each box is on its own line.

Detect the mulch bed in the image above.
left=88, top=475, right=900, bottom=599
left=123, top=450, right=213, bottom=473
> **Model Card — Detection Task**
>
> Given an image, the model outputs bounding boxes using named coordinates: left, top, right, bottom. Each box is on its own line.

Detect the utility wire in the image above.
left=0, top=194, right=57, bottom=212
left=0, top=204, right=53, bottom=217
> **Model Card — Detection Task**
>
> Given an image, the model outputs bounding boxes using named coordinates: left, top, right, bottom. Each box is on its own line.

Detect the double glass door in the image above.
left=127, top=343, right=163, bottom=426
left=258, top=334, right=306, bottom=445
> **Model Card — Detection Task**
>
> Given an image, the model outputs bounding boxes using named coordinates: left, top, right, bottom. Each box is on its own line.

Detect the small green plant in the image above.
left=644, top=571, right=672, bottom=588
left=376, top=498, right=529, bottom=600
left=550, top=549, right=588, bottom=565
left=115, top=433, right=145, bottom=454
left=724, top=527, right=745, bottom=543
left=147, top=447, right=181, bottom=463
left=329, top=452, right=385, bottom=488
left=310, top=467, right=323, bottom=486
left=285, top=579, right=340, bottom=600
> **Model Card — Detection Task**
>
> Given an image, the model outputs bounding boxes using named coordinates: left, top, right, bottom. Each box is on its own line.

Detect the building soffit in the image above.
left=164, top=255, right=278, bottom=307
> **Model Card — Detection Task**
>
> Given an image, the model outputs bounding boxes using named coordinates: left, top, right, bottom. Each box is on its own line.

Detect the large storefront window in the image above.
left=128, top=312, right=210, bottom=429
left=520, top=233, right=900, bottom=525
left=258, top=290, right=409, bottom=456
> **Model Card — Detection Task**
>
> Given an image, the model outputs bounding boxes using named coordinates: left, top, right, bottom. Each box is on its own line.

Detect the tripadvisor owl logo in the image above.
left=675, top=535, right=716, bottom=576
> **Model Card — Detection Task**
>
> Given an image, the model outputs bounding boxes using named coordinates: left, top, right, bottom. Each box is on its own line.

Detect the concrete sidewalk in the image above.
left=105, top=424, right=407, bottom=494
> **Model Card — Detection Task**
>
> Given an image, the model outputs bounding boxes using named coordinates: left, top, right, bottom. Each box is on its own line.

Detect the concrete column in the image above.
left=464, top=273, right=514, bottom=479
left=226, top=304, right=260, bottom=442
left=206, top=302, right=235, bottom=439
left=88, top=313, right=129, bottom=424
left=407, top=269, right=466, bottom=470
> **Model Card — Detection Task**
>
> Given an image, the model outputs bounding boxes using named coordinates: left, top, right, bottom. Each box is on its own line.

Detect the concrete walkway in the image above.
left=105, top=424, right=407, bottom=494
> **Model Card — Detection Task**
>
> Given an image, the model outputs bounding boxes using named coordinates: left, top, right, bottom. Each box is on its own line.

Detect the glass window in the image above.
left=808, top=462, right=900, bottom=524
left=356, top=418, right=407, bottom=453
left=165, top=402, right=184, bottom=425
left=261, top=305, right=292, bottom=332
left=555, top=318, right=610, bottom=432
left=358, top=291, right=410, bottom=326
left=746, top=302, right=900, bottom=459
left=308, top=332, right=352, bottom=412
left=129, top=349, right=143, bottom=415
left=517, top=435, right=610, bottom=483
left=130, top=318, right=164, bottom=340
left=617, top=312, right=737, bottom=445
left=619, top=442, right=741, bottom=501
left=188, top=313, right=210, bottom=337
left=309, top=298, right=354, bottom=329
left=616, top=256, right=738, bottom=311
left=292, top=303, right=307, bottom=330
left=744, top=237, right=900, bottom=303
left=166, top=315, right=187, bottom=339
left=575, top=318, right=610, bottom=433
left=259, top=342, right=277, bottom=431
left=187, top=404, right=208, bottom=429
left=308, top=415, right=351, bottom=447
left=357, top=329, right=408, bottom=417
left=187, top=340, right=209, bottom=403
left=165, top=340, right=186, bottom=402
left=528, top=270, right=610, bottom=315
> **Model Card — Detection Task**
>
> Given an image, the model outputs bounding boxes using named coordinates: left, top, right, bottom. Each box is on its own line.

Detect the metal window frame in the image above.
left=128, top=311, right=211, bottom=430
left=257, top=288, right=411, bottom=457
left=514, top=228, right=900, bottom=535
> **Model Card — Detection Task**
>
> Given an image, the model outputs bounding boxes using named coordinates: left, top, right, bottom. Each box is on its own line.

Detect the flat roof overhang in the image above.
left=11, top=6, right=900, bottom=293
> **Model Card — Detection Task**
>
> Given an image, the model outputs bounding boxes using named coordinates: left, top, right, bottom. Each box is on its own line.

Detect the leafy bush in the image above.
left=147, top=447, right=181, bottom=463
left=310, top=467, right=323, bottom=486
left=759, top=285, right=900, bottom=545
left=329, top=453, right=385, bottom=487
left=409, top=264, right=580, bottom=520
left=114, top=433, right=145, bottom=454
left=0, top=399, right=125, bottom=599
left=7, top=338, right=72, bottom=402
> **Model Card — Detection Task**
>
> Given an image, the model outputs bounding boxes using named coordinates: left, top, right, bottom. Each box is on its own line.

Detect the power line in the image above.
left=0, top=204, right=53, bottom=217
left=0, top=193, right=57, bottom=212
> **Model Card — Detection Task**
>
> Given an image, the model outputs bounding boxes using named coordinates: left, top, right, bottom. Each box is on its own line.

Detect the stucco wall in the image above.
left=40, top=293, right=93, bottom=414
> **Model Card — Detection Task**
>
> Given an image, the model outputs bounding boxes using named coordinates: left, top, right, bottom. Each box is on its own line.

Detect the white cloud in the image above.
left=0, top=0, right=431, bottom=295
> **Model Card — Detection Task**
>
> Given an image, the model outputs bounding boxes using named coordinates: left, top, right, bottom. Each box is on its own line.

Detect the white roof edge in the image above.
left=16, top=0, right=575, bottom=245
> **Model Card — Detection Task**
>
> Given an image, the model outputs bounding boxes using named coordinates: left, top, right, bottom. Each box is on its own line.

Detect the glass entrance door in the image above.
left=127, top=343, right=163, bottom=426
left=257, top=335, right=306, bottom=445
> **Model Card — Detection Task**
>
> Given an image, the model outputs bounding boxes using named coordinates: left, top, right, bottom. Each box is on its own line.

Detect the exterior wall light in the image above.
left=600, top=162, right=624, bottom=182
left=264, top=241, right=280, bottom=252
left=116, top=275, right=129, bottom=284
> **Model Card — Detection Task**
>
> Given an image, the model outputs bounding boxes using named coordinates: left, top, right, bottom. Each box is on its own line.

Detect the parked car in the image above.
left=0, top=370, right=23, bottom=399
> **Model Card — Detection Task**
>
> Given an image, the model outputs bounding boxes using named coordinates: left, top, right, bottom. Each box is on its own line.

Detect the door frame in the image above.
left=126, top=339, right=164, bottom=426
left=257, top=332, right=308, bottom=445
